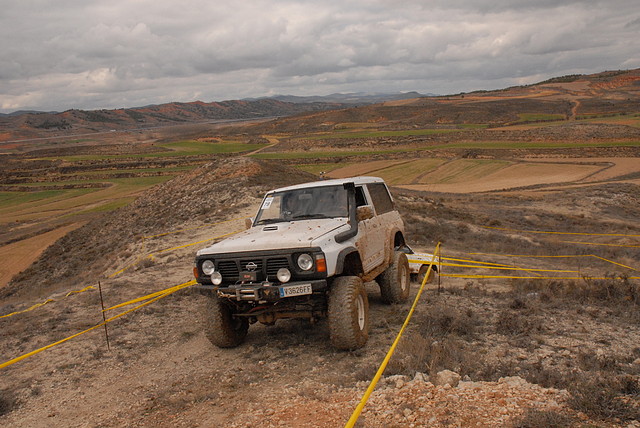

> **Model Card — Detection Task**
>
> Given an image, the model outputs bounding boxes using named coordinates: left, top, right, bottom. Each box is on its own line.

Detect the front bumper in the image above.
left=195, top=279, right=328, bottom=302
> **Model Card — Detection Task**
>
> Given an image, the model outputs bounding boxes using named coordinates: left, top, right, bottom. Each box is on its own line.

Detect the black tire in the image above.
left=418, top=264, right=435, bottom=285
left=328, top=276, right=369, bottom=350
left=378, top=251, right=410, bottom=303
left=204, top=294, right=249, bottom=348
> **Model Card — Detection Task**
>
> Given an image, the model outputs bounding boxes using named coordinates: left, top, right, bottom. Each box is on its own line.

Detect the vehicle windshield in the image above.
left=255, top=185, right=349, bottom=225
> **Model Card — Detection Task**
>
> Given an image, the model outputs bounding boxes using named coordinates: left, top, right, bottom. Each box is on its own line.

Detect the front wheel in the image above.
left=204, top=294, right=249, bottom=348
left=328, top=276, right=369, bottom=350
left=378, top=250, right=410, bottom=304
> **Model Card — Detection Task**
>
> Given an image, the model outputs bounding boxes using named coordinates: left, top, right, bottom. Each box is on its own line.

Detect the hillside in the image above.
left=1, top=158, right=638, bottom=427
left=0, top=99, right=343, bottom=144
left=1, top=158, right=316, bottom=300
left=1, top=68, right=639, bottom=427
left=216, top=68, right=640, bottom=135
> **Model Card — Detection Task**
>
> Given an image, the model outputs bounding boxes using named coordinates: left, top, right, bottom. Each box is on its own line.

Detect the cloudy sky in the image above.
left=1, top=0, right=639, bottom=113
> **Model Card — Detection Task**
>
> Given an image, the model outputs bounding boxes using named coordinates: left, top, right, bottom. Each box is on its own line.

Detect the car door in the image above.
left=356, top=185, right=386, bottom=272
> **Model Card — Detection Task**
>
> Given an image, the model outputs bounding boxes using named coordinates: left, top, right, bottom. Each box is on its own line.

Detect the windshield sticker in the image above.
left=262, top=197, right=274, bottom=209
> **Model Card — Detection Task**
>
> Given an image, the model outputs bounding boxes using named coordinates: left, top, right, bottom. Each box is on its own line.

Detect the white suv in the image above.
left=194, top=176, right=410, bottom=350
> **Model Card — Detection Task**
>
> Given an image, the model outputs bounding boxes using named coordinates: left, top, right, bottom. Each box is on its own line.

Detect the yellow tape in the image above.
left=153, top=230, right=242, bottom=254
left=143, top=217, right=247, bottom=240
left=481, top=225, right=640, bottom=237
left=560, top=240, right=640, bottom=248
left=409, top=259, right=578, bottom=273
left=345, top=243, right=441, bottom=428
left=65, top=285, right=96, bottom=297
left=441, top=274, right=640, bottom=280
left=0, top=280, right=196, bottom=370
left=104, top=280, right=196, bottom=312
left=1, top=285, right=97, bottom=320
left=0, top=299, right=54, bottom=320
left=109, top=229, right=243, bottom=278
left=467, top=252, right=639, bottom=273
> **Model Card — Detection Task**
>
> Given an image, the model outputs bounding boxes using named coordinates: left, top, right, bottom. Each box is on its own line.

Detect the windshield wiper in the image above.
left=291, top=214, right=331, bottom=220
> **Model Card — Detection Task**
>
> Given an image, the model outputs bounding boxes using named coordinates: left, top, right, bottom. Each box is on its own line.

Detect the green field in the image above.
left=39, top=140, right=268, bottom=161
left=516, top=113, right=566, bottom=122
left=303, top=128, right=466, bottom=140
left=295, top=163, right=354, bottom=175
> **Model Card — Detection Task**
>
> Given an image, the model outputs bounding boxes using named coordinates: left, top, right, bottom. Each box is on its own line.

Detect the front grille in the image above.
left=197, top=248, right=324, bottom=285
left=217, top=260, right=239, bottom=277
left=266, top=258, right=289, bottom=276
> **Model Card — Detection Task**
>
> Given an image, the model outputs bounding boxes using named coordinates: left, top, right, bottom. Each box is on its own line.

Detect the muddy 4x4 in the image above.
left=193, top=177, right=410, bottom=350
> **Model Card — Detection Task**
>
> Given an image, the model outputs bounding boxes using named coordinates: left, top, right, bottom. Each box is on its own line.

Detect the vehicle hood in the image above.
left=196, top=218, right=349, bottom=255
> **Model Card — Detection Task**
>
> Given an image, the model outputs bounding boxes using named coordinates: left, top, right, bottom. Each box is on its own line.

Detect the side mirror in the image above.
left=356, top=205, right=374, bottom=222
left=245, top=218, right=253, bottom=229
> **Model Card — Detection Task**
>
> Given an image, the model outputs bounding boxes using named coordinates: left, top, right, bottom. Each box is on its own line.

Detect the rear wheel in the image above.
left=204, top=294, right=249, bottom=348
left=328, top=276, right=369, bottom=350
left=378, top=251, right=410, bottom=303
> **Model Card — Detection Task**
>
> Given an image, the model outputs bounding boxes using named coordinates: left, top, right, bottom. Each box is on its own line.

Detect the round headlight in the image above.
left=210, top=271, right=222, bottom=286
left=202, top=260, right=215, bottom=275
left=297, top=253, right=314, bottom=271
left=277, top=268, right=291, bottom=283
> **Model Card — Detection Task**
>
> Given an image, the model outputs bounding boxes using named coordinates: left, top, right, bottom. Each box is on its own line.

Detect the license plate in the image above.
left=279, top=283, right=312, bottom=298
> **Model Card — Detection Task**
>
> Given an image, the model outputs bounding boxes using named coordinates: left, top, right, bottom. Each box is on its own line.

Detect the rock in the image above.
left=433, top=370, right=461, bottom=387
left=413, top=372, right=427, bottom=382
left=498, top=376, right=528, bottom=387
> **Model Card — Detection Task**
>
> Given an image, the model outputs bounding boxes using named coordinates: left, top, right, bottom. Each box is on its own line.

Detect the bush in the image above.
left=511, top=408, right=574, bottom=428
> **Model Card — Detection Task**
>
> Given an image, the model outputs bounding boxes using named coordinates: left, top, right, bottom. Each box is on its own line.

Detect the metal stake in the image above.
left=98, top=281, right=110, bottom=350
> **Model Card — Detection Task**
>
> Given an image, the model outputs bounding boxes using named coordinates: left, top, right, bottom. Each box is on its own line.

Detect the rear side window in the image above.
left=367, top=182, right=394, bottom=214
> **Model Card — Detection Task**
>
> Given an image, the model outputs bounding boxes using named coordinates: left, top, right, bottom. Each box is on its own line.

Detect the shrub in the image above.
left=511, top=408, right=575, bottom=428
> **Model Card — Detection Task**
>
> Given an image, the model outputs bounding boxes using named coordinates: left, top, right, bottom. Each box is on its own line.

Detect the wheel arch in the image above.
left=335, top=247, right=364, bottom=277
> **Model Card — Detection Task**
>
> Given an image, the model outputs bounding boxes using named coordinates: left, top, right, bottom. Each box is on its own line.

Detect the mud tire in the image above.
left=378, top=251, right=411, bottom=304
left=204, top=294, right=249, bottom=348
left=328, top=276, right=369, bottom=350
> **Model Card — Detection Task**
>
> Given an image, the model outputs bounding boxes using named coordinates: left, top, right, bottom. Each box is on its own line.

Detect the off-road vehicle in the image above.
left=193, top=176, right=410, bottom=350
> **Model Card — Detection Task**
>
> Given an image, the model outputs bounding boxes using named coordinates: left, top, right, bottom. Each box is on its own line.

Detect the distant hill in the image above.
left=0, top=99, right=344, bottom=142
left=246, top=91, right=435, bottom=105
left=222, top=68, right=640, bottom=134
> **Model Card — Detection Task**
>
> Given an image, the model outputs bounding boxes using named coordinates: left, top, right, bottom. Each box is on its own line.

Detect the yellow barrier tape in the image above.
left=104, top=280, right=196, bottom=312
left=0, top=279, right=196, bottom=370
left=560, top=240, right=640, bottom=248
left=65, top=285, right=96, bottom=297
left=153, top=230, right=242, bottom=254
left=481, top=225, right=640, bottom=237
left=441, top=274, right=640, bottom=280
left=1, top=285, right=97, bottom=320
left=409, top=259, right=578, bottom=273
left=468, top=252, right=639, bottom=272
left=0, top=299, right=54, bottom=320
left=143, top=216, right=247, bottom=240
left=345, top=243, right=441, bottom=428
left=109, top=229, right=243, bottom=278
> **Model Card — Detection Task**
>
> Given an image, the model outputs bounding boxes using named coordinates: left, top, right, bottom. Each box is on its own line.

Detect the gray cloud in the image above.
left=1, top=0, right=639, bottom=113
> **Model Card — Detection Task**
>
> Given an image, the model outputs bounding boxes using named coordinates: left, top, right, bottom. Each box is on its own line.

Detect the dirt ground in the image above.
left=1, top=175, right=639, bottom=427
left=0, top=223, right=85, bottom=288
left=329, top=157, right=640, bottom=194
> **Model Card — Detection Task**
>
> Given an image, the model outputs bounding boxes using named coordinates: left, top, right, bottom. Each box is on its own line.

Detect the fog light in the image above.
left=210, top=271, right=222, bottom=285
left=202, top=260, right=215, bottom=275
left=277, top=268, right=291, bottom=283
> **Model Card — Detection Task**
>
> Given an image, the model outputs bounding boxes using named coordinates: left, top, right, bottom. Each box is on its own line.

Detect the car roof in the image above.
left=270, top=176, right=385, bottom=193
